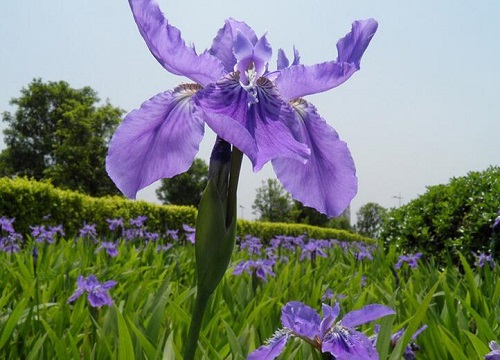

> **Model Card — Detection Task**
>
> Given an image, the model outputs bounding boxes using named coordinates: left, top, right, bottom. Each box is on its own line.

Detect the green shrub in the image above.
left=380, top=166, right=500, bottom=263
left=0, top=177, right=369, bottom=244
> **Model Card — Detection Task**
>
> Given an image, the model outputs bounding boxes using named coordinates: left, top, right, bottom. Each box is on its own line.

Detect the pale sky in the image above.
left=1, top=0, right=499, bottom=222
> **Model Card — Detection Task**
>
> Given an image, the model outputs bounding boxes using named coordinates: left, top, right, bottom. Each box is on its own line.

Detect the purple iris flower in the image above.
left=31, top=225, right=65, bottom=244
left=486, top=341, right=500, bottom=360
left=300, top=240, right=327, bottom=261
left=130, top=215, right=148, bottom=228
left=395, top=253, right=422, bottom=269
left=233, top=259, right=275, bottom=282
left=79, top=222, right=98, bottom=243
left=0, top=216, right=16, bottom=234
left=106, top=0, right=378, bottom=217
left=473, top=251, right=495, bottom=268
left=240, top=235, right=262, bottom=255
left=493, top=211, right=500, bottom=230
left=183, top=224, right=196, bottom=244
left=67, top=275, right=117, bottom=308
left=372, top=324, right=427, bottom=360
left=107, top=218, right=124, bottom=231
left=248, top=301, right=395, bottom=359
left=96, top=241, right=119, bottom=257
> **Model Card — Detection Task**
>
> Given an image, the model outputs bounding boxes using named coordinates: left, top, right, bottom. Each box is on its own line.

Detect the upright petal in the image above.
left=194, top=74, right=310, bottom=171
left=320, top=303, right=340, bottom=338
left=209, top=18, right=258, bottom=72
left=272, top=100, right=357, bottom=217
left=274, top=19, right=378, bottom=100
left=106, top=85, right=204, bottom=198
left=281, top=301, right=321, bottom=341
left=129, top=0, right=225, bottom=86
left=341, top=304, right=396, bottom=328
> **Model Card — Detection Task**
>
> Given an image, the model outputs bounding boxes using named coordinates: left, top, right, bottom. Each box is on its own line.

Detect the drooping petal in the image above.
left=322, top=328, right=378, bottom=360
left=194, top=74, right=309, bottom=171
left=106, top=85, right=204, bottom=198
left=274, top=19, right=378, bottom=100
left=129, top=0, right=224, bottom=86
left=247, top=330, right=290, bottom=360
left=341, top=304, right=396, bottom=328
left=281, top=301, right=321, bottom=341
left=272, top=99, right=357, bottom=217
left=209, top=18, right=258, bottom=72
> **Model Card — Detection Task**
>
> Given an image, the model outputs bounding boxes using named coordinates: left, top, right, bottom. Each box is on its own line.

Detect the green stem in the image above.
left=183, top=289, right=211, bottom=360
left=226, top=147, right=243, bottom=228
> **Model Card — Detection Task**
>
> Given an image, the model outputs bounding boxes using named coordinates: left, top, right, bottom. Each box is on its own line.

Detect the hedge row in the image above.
left=0, top=177, right=372, bottom=243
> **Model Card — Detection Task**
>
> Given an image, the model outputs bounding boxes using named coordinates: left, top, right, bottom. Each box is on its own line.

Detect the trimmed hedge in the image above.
left=0, top=177, right=371, bottom=243
left=0, top=177, right=197, bottom=236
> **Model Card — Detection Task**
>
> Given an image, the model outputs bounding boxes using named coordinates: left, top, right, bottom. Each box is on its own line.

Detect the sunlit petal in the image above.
left=129, top=0, right=224, bottom=85
left=274, top=19, right=378, bottom=100
left=106, top=85, right=204, bottom=198
left=272, top=99, right=357, bottom=217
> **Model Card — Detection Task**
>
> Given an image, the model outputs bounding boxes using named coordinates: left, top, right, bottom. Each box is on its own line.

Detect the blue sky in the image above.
left=1, top=0, right=499, bottom=222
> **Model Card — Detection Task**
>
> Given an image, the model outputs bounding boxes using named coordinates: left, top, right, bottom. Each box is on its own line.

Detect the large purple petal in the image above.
left=322, top=328, right=378, bottom=360
left=194, top=74, right=310, bottom=171
left=209, top=18, right=257, bottom=73
left=247, top=331, right=290, bottom=360
left=281, top=301, right=321, bottom=341
left=106, top=86, right=204, bottom=198
left=129, top=0, right=224, bottom=86
left=274, top=19, right=378, bottom=100
left=341, top=304, right=396, bottom=328
left=272, top=100, right=357, bottom=217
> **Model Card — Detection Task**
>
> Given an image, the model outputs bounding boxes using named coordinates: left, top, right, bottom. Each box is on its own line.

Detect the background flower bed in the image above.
left=0, top=219, right=497, bottom=359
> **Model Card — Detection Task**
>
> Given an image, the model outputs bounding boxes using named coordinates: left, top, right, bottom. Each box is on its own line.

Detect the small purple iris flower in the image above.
left=300, top=240, right=328, bottom=261
left=395, top=253, right=422, bottom=270
left=79, top=223, right=98, bottom=243
left=248, top=301, right=395, bottom=359
left=106, top=0, right=378, bottom=217
left=372, top=324, right=427, bottom=360
left=67, top=275, right=117, bottom=308
left=96, top=242, right=119, bottom=257
left=183, top=224, right=196, bottom=244
left=473, top=251, right=495, bottom=268
left=486, top=341, right=500, bottom=360
left=233, top=259, right=275, bottom=282
left=0, top=216, right=16, bottom=234
left=493, top=211, right=500, bottom=232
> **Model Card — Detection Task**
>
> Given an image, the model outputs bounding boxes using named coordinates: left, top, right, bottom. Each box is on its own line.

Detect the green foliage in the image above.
left=1, top=231, right=499, bottom=358
left=156, top=158, right=208, bottom=207
left=252, top=179, right=294, bottom=222
left=380, top=166, right=500, bottom=263
left=0, top=78, right=123, bottom=196
left=356, top=202, right=387, bottom=238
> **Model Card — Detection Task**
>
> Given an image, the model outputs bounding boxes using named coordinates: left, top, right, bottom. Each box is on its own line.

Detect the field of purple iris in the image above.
left=1, top=214, right=498, bottom=359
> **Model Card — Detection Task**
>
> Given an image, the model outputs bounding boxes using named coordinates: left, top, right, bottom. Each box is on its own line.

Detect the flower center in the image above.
left=240, top=62, right=259, bottom=106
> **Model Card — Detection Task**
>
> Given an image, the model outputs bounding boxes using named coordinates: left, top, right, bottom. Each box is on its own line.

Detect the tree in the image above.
left=252, top=178, right=294, bottom=222
left=0, top=79, right=123, bottom=196
left=156, top=158, right=208, bottom=207
left=356, top=202, right=387, bottom=238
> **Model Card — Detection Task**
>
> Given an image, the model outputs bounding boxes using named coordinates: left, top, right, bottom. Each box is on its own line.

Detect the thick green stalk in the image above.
left=183, top=289, right=211, bottom=360
left=183, top=144, right=243, bottom=360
